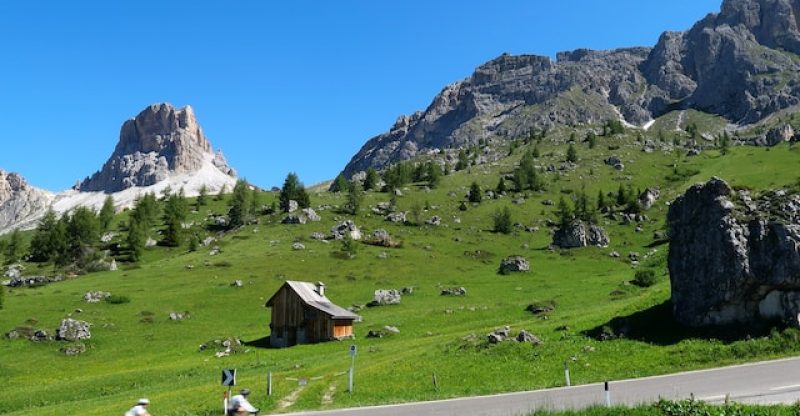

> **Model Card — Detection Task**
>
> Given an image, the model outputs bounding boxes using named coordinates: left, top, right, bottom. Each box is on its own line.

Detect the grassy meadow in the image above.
left=3, top=123, right=800, bottom=415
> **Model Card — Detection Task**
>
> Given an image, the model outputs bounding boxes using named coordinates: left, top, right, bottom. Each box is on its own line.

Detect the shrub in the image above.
left=105, top=295, right=131, bottom=305
left=632, top=270, right=658, bottom=287
left=492, top=207, right=513, bottom=234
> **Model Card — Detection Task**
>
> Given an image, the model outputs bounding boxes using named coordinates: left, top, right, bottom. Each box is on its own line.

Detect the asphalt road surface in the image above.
left=278, top=357, right=800, bottom=415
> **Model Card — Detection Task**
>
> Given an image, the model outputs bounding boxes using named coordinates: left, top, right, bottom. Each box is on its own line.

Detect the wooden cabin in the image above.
left=265, top=281, right=359, bottom=348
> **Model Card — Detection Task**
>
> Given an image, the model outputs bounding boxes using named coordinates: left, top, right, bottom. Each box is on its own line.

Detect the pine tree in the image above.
left=616, top=183, right=628, bottom=206
left=364, top=167, right=379, bottom=191
left=4, top=229, right=24, bottom=265
left=66, top=206, right=100, bottom=263
left=532, top=145, right=540, bottom=158
left=468, top=181, right=482, bottom=203
left=250, top=188, right=261, bottom=218
left=197, top=184, right=208, bottom=208
left=127, top=217, right=146, bottom=261
left=456, top=149, right=469, bottom=171
left=216, top=185, right=227, bottom=201
left=228, top=180, right=252, bottom=228
left=346, top=180, right=364, bottom=215
left=332, top=174, right=349, bottom=193
left=426, top=162, right=441, bottom=189
left=162, top=189, right=189, bottom=246
left=492, top=207, right=513, bottom=234
left=279, top=173, right=309, bottom=211
left=556, top=196, right=574, bottom=227
left=98, top=196, right=115, bottom=232
left=597, top=190, right=607, bottom=211
left=587, top=131, right=597, bottom=149
left=496, top=177, right=507, bottom=194
left=30, top=209, right=60, bottom=262
left=566, top=144, right=578, bottom=163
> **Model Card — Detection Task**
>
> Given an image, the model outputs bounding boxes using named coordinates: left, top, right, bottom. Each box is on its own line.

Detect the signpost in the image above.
left=348, top=344, right=357, bottom=394
left=604, top=381, right=611, bottom=407
left=222, top=369, right=236, bottom=415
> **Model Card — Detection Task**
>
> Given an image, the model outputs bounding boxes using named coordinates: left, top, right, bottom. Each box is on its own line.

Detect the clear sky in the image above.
left=0, top=0, right=721, bottom=191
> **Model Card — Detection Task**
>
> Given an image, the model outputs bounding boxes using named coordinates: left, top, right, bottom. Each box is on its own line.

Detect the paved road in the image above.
left=278, top=357, right=800, bottom=415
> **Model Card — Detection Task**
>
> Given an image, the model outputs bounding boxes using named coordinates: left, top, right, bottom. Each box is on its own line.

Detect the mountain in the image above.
left=0, top=103, right=238, bottom=234
left=0, top=170, right=53, bottom=234
left=340, top=0, right=800, bottom=177
left=77, top=103, right=236, bottom=193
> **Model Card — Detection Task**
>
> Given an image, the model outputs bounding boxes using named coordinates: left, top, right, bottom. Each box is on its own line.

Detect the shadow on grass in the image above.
left=583, top=301, right=783, bottom=345
left=243, top=336, right=274, bottom=349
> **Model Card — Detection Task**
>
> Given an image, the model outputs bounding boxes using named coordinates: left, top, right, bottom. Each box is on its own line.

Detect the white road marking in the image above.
left=769, top=384, right=800, bottom=391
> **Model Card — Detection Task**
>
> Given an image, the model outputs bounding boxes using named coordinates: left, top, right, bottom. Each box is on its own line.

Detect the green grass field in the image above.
left=3, top=124, right=800, bottom=415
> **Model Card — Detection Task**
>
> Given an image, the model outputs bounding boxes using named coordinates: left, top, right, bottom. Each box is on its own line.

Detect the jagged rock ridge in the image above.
left=668, top=177, right=800, bottom=327
left=0, top=170, right=53, bottom=234
left=341, top=0, right=800, bottom=178
left=77, top=103, right=236, bottom=193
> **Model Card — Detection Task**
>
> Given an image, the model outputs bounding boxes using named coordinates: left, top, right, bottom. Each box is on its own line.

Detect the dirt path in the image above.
left=277, top=385, right=306, bottom=410
left=321, top=383, right=337, bottom=405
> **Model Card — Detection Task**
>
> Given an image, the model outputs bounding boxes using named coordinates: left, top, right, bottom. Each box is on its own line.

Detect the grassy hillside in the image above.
left=3, top=119, right=800, bottom=415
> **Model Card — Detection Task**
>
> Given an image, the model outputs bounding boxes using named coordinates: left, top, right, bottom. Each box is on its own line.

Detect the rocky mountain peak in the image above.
left=339, top=0, right=800, bottom=178
left=0, top=170, right=53, bottom=234
left=77, top=103, right=236, bottom=193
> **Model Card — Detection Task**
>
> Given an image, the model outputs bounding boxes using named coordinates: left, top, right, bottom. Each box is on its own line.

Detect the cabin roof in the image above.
left=265, top=280, right=359, bottom=320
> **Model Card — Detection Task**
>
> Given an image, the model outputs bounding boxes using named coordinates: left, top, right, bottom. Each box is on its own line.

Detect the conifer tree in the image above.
left=98, top=196, right=115, bottom=231
left=332, top=174, right=349, bottom=193
left=228, top=180, right=252, bottom=228
left=162, top=189, right=189, bottom=246
left=250, top=187, right=261, bottom=218
left=4, top=229, right=24, bottom=265
left=456, top=149, right=469, bottom=171
left=556, top=196, right=574, bottom=226
left=196, top=184, right=208, bottom=209
left=346, top=180, right=364, bottom=215
left=566, top=143, right=578, bottom=163
left=468, top=181, right=482, bottom=203
left=364, top=167, right=379, bottom=191
left=426, top=162, right=441, bottom=189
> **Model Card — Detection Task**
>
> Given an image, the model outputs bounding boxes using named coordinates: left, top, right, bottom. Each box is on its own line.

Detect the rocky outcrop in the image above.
left=77, top=103, right=236, bottom=193
left=340, top=0, right=800, bottom=176
left=553, top=221, right=610, bottom=248
left=0, top=170, right=53, bottom=234
left=668, top=177, right=800, bottom=327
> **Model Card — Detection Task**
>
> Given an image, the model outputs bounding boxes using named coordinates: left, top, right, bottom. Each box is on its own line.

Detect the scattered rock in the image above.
left=288, top=200, right=299, bottom=213
left=441, top=287, right=467, bottom=296
left=638, top=188, right=660, bottom=210
left=609, top=251, right=621, bottom=258
left=517, top=330, right=542, bottom=345
left=331, top=220, right=362, bottom=240
left=56, top=319, right=92, bottom=342
left=425, top=216, right=442, bottom=226
left=499, top=256, right=530, bottom=274
left=385, top=212, right=407, bottom=223
left=231, top=280, right=243, bottom=287
left=61, top=343, right=87, bottom=356
left=145, top=238, right=157, bottom=248
left=292, top=242, right=306, bottom=251
left=282, top=215, right=306, bottom=225
left=169, top=312, right=191, bottom=321
left=83, top=291, right=112, bottom=303
left=367, top=289, right=401, bottom=307
left=301, top=208, right=321, bottom=222
left=310, top=232, right=326, bottom=240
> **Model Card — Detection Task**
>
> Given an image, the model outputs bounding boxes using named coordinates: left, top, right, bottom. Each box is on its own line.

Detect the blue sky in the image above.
left=0, top=0, right=720, bottom=191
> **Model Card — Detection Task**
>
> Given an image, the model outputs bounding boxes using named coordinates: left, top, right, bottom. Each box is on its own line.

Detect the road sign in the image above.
left=222, top=368, right=236, bottom=386
left=349, top=344, right=357, bottom=357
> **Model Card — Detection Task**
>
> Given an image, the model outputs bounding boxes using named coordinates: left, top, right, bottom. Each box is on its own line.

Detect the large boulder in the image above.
left=552, top=221, right=610, bottom=248
left=56, top=319, right=92, bottom=341
left=499, top=256, right=530, bottom=274
left=368, top=289, right=401, bottom=306
left=638, top=188, right=660, bottom=210
left=669, top=177, right=800, bottom=327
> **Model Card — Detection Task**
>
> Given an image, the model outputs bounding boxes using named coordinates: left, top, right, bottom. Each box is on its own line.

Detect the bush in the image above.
left=632, top=270, right=658, bottom=287
left=105, top=295, right=131, bottom=305
left=492, top=207, right=513, bottom=234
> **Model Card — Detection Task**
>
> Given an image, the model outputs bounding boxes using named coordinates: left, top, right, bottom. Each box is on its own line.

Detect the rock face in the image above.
left=553, top=222, right=610, bottom=248
left=0, top=170, right=53, bottom=234
left=668, top=177, right=800, bottom=327
left=77, top=103, right=236, bottom=193
left=340, top=0, right=800, bottom=177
